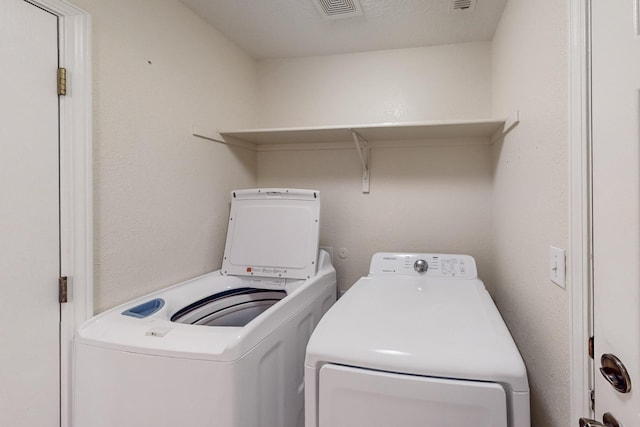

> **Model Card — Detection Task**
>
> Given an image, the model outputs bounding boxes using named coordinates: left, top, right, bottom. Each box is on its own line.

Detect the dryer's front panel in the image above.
left=318, top=364, right=507, bottom=427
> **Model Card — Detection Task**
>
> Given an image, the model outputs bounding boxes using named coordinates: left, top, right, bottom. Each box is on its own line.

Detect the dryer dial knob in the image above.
left=414, top=259, right=428, bottom=273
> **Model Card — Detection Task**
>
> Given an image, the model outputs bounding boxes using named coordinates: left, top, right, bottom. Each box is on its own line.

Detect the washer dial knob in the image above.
left=414, top=259, right=428, bottom=273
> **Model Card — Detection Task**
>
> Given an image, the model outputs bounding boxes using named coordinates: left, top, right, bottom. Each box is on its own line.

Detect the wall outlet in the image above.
left=549, top=246, right=566, bottom=288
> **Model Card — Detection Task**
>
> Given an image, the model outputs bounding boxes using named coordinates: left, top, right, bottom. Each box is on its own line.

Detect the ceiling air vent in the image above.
left=449, top=0, right=477, bottom=14
left=311, top=0, right=364, bottom=20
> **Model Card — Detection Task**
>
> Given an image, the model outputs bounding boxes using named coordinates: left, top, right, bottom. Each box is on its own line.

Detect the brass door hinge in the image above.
left=59, top=276, right=68, bottom=303
left=57, top=67, right=67, bottom=96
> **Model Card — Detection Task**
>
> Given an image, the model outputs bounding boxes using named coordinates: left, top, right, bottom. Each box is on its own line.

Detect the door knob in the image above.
left=579, top=412, right=623, bottom=427
left=600, top=353, right=632, bottom=393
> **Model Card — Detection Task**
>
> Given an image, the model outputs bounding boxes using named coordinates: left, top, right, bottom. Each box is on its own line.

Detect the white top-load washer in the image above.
left=305, top=252, right=529, bottom=427
left=73, top=189, right=337, bottom=427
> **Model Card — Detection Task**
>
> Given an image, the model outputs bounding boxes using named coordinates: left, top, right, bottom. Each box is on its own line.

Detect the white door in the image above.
left=0, top=0, right=61, bottom=425
left=591, top=0, right=640, bottom=425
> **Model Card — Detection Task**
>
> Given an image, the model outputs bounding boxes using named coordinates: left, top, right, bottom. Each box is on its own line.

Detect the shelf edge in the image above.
left=192, top=126, right=257, bottom=151
left=490, top=111, right=520, bottom=144
left=219, top=118, right=509, bottom=146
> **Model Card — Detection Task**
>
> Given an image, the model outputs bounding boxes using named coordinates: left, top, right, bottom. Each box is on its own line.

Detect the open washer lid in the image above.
left=222, top=189, right=320, bottom=280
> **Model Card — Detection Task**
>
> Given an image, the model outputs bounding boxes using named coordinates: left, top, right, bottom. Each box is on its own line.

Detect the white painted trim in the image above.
left=569, top=0, right=593, bottom=422
left=28, top=1, right=93, bottom=426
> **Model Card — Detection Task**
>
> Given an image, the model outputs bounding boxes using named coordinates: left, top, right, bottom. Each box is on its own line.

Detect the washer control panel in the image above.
left=369, top=252, right=477, bottom=279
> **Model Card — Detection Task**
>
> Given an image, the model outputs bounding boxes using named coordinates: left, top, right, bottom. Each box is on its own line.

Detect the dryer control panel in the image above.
left=368, top=252, right=477, bottom=279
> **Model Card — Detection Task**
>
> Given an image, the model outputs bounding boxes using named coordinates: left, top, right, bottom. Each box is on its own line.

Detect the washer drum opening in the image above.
left=170, top=288, right=287, bottom=327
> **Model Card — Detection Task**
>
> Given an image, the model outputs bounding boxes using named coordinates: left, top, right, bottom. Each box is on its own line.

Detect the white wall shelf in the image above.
left=194, top=113, right=519, bottom=150
left=193, top=112, right=519, bottom=193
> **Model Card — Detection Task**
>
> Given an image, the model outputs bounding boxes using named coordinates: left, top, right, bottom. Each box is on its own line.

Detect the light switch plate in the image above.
left=549, top=246, right=566, bottom=288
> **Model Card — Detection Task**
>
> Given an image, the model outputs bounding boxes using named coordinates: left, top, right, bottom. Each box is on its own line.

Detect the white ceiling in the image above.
left=180, top=0, right=508, bottom=59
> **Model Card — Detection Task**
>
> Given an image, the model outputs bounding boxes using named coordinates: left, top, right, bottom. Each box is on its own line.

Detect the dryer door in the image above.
left=318, top=364, right=507, bottom=427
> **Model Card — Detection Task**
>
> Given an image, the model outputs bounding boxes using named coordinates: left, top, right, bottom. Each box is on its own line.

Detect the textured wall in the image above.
left=257, top=42, right=492, bottom=127
left=72, top=0, right=259, bottom=313
left=255, top=43, right=493, bottom=293
left=258, top=144, right=493, bottom=294
left=490, top=1, right=570, bottom=426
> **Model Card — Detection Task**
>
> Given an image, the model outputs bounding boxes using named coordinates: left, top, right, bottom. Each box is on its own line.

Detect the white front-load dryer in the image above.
left=305, top=252, right=530, bottom=427
left=73, top=189, right=337, bottom=427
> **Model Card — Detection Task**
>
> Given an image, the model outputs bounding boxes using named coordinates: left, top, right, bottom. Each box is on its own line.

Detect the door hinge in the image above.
left=589, top=388, right=595, bottom=411
left=588, top=336, right=594, bottom=359
left=57, top=67, right=67, bottom=96
left=59, top=276, right=68, bottom=303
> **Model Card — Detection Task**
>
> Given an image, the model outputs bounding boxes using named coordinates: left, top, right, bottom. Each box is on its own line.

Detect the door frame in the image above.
left=569, top=0, right=593, bottom=422
left=26, top=1, right=93, bottom=426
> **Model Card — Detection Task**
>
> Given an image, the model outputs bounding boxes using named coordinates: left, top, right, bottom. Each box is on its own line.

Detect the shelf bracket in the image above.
left=350, top=129, right=370, bottom=193
left=491, top=110, right=520, bottom=144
